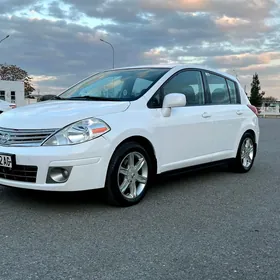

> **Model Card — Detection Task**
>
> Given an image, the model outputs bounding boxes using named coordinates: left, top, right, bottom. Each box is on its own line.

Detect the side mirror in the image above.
left=162, top=93, right=186, bottom=117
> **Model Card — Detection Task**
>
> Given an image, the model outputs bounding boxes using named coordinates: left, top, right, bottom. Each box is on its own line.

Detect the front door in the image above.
left=149, top=70, right=215, bottom=173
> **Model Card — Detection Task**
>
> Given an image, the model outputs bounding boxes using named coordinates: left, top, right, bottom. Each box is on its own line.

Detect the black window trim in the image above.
left=202, top=70, right=241, bottom=105
left=147, top=68, right=207, bottom=109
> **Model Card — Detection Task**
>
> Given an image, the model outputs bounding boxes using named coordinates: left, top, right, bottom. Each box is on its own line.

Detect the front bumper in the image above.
left=0, top=136, right=111, bottom=191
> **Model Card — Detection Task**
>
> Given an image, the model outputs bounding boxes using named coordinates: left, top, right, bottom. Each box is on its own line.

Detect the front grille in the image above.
left=0, top=128, right=57, bottom=147
left=0, top=165, right=38, bottom=183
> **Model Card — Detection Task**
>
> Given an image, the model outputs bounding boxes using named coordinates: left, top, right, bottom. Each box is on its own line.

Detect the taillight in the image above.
left=247, top=104, right=258, bottom=115
left=9, top=105, right=16, bottom=109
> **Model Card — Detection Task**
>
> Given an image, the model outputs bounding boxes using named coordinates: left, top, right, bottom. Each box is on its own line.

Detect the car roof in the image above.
left=111, top=64, right=238, bottom=83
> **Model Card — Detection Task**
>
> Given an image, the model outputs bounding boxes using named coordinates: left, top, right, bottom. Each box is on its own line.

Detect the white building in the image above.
left=0, top=80, right=26, bottom=107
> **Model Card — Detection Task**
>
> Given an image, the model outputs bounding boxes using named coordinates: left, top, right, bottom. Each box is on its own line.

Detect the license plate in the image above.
left=0, top=155, right=13, bottom=168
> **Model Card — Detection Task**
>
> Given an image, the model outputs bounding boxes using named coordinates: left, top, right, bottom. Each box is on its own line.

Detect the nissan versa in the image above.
left=0, top=65, right=259, bottom=206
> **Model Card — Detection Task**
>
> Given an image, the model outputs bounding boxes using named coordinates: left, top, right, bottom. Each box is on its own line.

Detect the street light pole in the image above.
left=0, top=35, right=10, bottom=44
left=233, top=69, right=239, bottom=80
left=100, top=39, right=115, bottom=69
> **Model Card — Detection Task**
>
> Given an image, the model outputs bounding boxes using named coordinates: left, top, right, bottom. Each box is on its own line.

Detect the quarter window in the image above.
left=205, top=72, right=230, bottom=105
left=227, top=79, right=238, bottom=104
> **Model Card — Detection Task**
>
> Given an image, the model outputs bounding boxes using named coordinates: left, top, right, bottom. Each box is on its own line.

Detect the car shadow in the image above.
left=153, top=163, right=230, bottom=188
left=0, top=163, right=231, bottom=209
left=1, top=186, right=107, bottom=209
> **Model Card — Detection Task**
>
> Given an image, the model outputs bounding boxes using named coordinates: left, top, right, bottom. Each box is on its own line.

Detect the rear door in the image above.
left=203, top=71, right=245, bottom=160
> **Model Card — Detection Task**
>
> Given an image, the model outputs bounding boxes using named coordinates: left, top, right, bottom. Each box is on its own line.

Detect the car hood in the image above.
left=0, top=100, right=130, bottom=129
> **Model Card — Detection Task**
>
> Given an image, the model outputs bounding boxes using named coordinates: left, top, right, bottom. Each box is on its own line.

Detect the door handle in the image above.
left=202, top=112, right=211, bottom=118
left=236, top=110, right=243, bottom=115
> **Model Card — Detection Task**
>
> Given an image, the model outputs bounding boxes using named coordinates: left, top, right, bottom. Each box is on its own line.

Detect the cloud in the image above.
left=47, top=1, right=81, bottom=21
left=215, top=16, right=250, bottom=28
left=0, top=0, right=37, bottom=14
left=61, top=0, right=278, bottom=22
left=208, top=52, right=280, bottom=68
left=32, top=75, right=58, bottom=83
left=0, top=0, right=279, bottom=97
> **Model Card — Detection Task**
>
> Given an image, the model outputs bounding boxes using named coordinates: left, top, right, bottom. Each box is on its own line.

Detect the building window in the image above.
left=0, top=91, right=5, bottom=101
left=11, top=91, right=15, bottom=103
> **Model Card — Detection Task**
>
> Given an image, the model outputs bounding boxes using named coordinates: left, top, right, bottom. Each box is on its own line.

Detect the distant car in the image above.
left=0, top=65, right=259, bottom=207
left=0, top=100, right=16, bottom=114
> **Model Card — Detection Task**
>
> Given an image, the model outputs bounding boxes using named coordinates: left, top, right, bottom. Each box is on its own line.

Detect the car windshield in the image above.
left=59, top=68, right=170, bottom=101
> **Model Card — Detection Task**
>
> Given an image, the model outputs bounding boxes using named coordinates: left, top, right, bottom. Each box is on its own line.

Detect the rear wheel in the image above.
left=229, top=132, right=256, bottom=173
left=105, top=142, right=153, bottom=207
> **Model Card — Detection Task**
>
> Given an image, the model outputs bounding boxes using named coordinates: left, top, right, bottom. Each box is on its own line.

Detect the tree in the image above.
left=249, top=73, right=264, bottom=107
left=0, top=64, right=35, bottom=97
left=262, top=95, right=277, bottom=107
left=263, top=96, right=277, bottom=102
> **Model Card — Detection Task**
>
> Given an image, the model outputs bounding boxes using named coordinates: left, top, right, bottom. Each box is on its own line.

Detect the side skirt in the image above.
left=159, top=159, right=233, bottom=178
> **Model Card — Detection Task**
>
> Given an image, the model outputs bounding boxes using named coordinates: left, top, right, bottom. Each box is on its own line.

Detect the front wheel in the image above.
left=105, top=142, right=153, bottom=207
left=229, top=133, right=256, bottom=173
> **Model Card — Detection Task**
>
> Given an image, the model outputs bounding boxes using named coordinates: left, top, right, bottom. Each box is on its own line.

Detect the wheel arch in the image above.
left=245, top=129, right=256, bottom=141
left=244, top=129, right=257, bottom=155
left=235, top=129, right=257, bottom=157
left=109, top=135, right=158, bottom=174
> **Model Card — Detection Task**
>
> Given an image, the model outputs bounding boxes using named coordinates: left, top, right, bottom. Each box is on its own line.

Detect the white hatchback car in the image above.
left=0, top=65, right=259, bottom=206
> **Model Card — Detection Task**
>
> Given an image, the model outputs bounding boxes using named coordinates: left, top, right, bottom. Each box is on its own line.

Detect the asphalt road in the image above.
left=1, top=118, right=280, bottom=280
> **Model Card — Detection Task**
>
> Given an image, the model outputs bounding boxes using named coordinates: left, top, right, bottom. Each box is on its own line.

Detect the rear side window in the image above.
left=205, top=72, right=230, bottom=104
left=226, top=79, right=238, bottom=104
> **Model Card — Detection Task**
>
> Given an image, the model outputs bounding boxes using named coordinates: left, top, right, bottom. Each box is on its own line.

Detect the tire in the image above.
left=105, top=141, right=154, bottom=207
left=229, top=132, right=256, bottom=173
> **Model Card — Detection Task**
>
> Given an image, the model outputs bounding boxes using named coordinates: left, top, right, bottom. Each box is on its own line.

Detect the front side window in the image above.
left=205, top=72, right=230, bottom=105
left=149, top=70, right=205, bottom=107
left=59, top=68, right=169, bottom=101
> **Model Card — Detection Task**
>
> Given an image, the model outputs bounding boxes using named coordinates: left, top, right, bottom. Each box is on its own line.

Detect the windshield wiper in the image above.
left=68, top=96, right=118, bottom=101
left=51, top=96, right=64, bottom=100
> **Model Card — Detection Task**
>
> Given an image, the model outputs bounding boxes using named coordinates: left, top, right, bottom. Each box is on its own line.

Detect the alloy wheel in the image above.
left=240, top=137, right=254, bottom=169
left=117, top=152, right=148, bottom=199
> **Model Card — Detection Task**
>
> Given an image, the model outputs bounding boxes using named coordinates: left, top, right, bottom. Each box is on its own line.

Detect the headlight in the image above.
left=43, top=118, right=110, bottom=146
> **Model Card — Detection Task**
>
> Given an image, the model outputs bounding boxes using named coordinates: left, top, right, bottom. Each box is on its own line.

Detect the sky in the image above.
left=0, top=0, right=280, bottom=98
